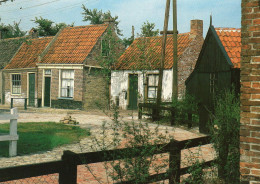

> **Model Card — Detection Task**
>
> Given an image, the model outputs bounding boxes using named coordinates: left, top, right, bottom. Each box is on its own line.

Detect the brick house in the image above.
left=3, top=23, right=123, bottom=109
left=0, top=36, right=24, bottom=103
left=111, top=20, right=204, bottom=110
left=3, top=37, right=53, bottom=106
left=240, top=0, right=260, bottom=183
left=185, top=25, right=241, bottom=133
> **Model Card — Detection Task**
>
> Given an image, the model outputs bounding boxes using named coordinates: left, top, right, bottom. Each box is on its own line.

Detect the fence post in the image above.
left=169, top=139, right=181, bottom=184
left=59, top=150, right=77, bottom=184
left=9, top=108, right=18, bottom=157
left=24, top=98, right=27, bottom=110
left=10, top=98, right=13, bottom=109
left=187, top=112, right=192, bottom=129
left=171, top=108, right=175, bottom=126
left=138, top=104, right=142, bottom=119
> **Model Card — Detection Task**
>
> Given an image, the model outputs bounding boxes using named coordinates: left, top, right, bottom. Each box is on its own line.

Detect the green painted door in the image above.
left=128, top=74, right=138, bottom=110
left=28, top=73, right=35, bottom=106
left=44, top=77, right=51, bottom=107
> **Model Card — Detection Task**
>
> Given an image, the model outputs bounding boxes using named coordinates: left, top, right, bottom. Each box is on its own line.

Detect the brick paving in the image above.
left=0, top=108, right=216, bottom=183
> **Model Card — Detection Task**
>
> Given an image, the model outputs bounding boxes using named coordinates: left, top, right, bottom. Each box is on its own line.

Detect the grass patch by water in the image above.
left=0, top=122, right=90, bottom=157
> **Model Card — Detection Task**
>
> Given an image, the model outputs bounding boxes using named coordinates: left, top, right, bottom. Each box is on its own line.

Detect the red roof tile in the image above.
left=215, top=28, right=241, bottom=68
left=4, top=37, right=53, bottom=69
left=116, top=33, right=193, bottom=70
left=39, top=24, right=108, bottom=64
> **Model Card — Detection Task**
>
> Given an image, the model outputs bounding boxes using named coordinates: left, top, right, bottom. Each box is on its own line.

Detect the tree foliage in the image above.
left=140, top=21, right=159, bottom=37
left=0, top=20, right=26, bottom=39
left=32, top=17, right=71, bottom=36
left=82, top=5, right=122, bottom=36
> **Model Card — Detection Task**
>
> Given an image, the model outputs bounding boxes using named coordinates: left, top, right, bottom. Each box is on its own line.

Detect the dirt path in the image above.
left=0, top=108, right=216, bottom=183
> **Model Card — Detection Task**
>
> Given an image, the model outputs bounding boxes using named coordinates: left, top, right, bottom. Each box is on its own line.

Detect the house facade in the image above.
left=3, top=23, right=123, bottom=110
left=111, top=20, right=204, bottom=110
left=0, top=35, right=24, bottom=104
left=185, top=25, right=241, bottom=133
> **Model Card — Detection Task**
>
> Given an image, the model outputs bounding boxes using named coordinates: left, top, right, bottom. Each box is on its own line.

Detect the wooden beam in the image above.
left=172, top=0, right=178, bottom=101
left=156, top=0, right=171, bottom=112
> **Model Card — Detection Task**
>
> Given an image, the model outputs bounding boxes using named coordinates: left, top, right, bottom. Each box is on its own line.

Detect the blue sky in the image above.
left=0, top=0, right=241, bottom=38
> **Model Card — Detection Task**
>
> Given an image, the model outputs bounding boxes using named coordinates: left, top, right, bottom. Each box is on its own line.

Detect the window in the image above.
left=147, top=74, right=159, bottom=99
left=210, top=73, right=217, bottom=94
left=44, top=69, right=51, bottom=75
left=12, top=74, right=21, bottom=94
left=60, top=70, right=74, bottom=98
left=101, top=39, right=110, bottom=57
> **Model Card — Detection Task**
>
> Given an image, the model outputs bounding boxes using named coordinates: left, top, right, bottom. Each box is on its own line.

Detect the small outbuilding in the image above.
left=185, top=25, right=241, bottom=133
left=111, top=20, right=204, bottom=110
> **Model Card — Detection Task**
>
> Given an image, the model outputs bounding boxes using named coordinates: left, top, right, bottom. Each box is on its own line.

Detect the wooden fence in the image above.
left=138, top=102, right=197, bottom=128
left=0, top=136, right=214, bottom=184
left=0, top=108, right=18, bottom=157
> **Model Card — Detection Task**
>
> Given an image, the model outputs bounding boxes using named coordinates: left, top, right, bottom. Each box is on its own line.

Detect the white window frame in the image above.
left=59, top=69, right=74, bottom=98
left=11, top=73, right=21, bottom=95
left=147, top=74, right=159, bottom=100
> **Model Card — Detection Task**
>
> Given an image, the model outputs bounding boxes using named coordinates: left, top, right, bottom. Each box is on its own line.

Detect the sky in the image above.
left=0, top=0, right=241, bottom=38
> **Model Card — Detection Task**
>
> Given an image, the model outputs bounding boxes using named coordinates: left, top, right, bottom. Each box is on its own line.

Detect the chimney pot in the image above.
left=29, top=28, right=38, bottom=39
left=190, top=19, right=203, bottom=38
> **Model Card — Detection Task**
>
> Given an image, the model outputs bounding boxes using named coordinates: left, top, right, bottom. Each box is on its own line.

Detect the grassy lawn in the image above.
left=0, top=122, right=90, bottom=157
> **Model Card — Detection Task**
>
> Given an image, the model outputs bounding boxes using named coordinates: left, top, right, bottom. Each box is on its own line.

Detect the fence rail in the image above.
left=0, top=136, right=214, bottom=184
left=138, top=102, right=197, bottom=128
left=0, top=108, right=18, bottom=157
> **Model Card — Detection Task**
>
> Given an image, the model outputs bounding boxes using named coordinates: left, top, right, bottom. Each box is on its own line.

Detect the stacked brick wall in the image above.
left=83, top=68, right=108, bottom=109
left=178, top=35, right=204, bottom=98
left=240, top=0, right=260, bottom=183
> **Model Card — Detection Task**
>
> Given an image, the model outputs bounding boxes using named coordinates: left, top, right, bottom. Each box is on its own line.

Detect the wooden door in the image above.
left=128, top=74, right=138, bottom=110
left=28, top=73, right=35, bottom=106
left=44, top=77, right=51, bottom=107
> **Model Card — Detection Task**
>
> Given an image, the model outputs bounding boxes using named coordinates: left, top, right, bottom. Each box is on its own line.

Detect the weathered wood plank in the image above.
left=0, top=135, right=18, bottom=141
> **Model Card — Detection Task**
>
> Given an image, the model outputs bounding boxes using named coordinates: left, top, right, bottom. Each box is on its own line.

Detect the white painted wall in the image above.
left=111, top=69, right=173, bottom=109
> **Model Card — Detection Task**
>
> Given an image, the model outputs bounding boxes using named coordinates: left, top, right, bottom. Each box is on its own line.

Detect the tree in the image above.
left=82, top=5, right=122, bottom=36
left=0, top=20, right=26, bottom=39
left=32, top=17, right=71, bottom=36
left=140, top=21, right=159, bottom=37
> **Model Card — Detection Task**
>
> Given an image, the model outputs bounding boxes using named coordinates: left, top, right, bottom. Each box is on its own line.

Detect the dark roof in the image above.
left=4, top=37, right=53, bottom=69
left=116, top=33, right=193, bottom=70
left=39, top=24, right=109, bottom=64
left=0, top=38, right=24, bottom=69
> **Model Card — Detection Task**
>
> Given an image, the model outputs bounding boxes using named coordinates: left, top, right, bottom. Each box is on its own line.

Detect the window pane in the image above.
left=61, top=70, right=74, bottom=98
left=12, top=74, right=21, bottom=94
left=148, top=87, right=157, bottom=98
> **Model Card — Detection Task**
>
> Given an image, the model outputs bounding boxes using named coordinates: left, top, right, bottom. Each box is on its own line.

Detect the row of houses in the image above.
left=1, top=21, right=123, bottom=109
left=0, top=19, right=241, bottom=112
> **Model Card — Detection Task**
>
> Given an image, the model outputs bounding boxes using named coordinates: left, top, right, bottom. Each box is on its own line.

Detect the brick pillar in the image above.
left=240, top=0, right=260, bottom=183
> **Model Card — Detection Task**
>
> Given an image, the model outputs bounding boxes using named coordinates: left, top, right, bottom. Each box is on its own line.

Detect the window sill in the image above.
left=58, top=97, right=74, bottom=100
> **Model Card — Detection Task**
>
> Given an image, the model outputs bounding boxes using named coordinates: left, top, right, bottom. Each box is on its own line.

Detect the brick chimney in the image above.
left=190, top=19, right=203, bottom=38
left=29, top=28, right=38, bottom=39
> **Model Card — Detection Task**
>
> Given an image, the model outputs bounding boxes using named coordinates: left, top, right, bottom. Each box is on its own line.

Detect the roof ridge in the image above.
left=65, top=24, right=109, bottom=29
left=136, top=32, right=191, bottom=40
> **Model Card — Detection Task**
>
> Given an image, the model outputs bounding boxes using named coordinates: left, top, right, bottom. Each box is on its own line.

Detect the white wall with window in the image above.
left=111, top=70, right=172, bottom=109
left=60, top=70, right=74, bottom=98
left=11, top=74, right=21, bottom=94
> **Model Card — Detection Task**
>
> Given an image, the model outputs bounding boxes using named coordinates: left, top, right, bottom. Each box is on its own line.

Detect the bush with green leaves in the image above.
left=210, top=89, right=240, bottom=183
left=84, top=105, right=171, bottom=183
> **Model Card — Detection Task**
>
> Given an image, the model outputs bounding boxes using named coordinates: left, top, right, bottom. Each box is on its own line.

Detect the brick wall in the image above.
left=178, top=32, right=204, bottom=98
left=240, top=0, right=260, bottom=183
left=37, top=68, right=83, bottom=109
left=3, top=69, right=36, bottom=106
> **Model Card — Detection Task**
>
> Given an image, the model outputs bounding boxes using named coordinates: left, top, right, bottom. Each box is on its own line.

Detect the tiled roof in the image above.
left=116, top=33, right=193, bottom=70
left=0, top=37, right=24, bottom=69
left=4, top=37, right=53, bottom=69
left=40, top=24, right=109, bottom=64
left=215, top=28, right=241, bottom=68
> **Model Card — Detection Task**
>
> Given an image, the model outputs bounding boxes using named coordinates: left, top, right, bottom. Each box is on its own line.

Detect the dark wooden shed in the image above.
left=185, top=25, right=241, bottom=133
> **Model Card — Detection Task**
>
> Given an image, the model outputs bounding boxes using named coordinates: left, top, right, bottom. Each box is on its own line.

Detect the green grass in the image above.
left=0, top=122, right=90, bottom=157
